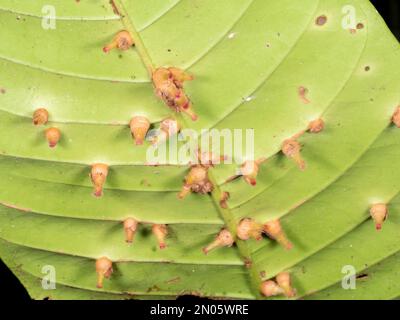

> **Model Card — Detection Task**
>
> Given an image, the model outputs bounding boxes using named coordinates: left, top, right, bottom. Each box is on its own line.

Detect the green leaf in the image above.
left=0, top=0, right=399, bottom=300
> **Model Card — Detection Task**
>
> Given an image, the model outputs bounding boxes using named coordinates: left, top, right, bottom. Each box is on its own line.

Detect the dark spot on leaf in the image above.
left=0, top=88, right=6, bottom=94
left=356, top=273, right=368, bottom=280
left=244, top=258, right=252, bottom=268
left=365, top=66, right=370, bottom=72
left=147, top=285, right=161, bottom=292
left=357, top=23, right=364, bottom=29
left=316, top=15, right=327, bottom=26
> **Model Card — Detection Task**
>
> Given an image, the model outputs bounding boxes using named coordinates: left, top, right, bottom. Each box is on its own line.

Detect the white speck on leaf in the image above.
left=228, top=32, right=236, bottom=39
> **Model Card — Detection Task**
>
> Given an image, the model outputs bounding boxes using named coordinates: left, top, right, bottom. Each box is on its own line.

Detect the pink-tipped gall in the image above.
left=308, top=118, right=325, bottom=133
left=103, top=30, right=134, bottom=53
left=263, top=220, right=293, bottom=250
left=130, top=116, right=150, bottom=145
left=237, top=218, right=263, bottom=241
left=33, top=108, right=49, bottom=126
left=152, top=117, right=180, bottom=145
left=203, top=229, right=234, bottom=255
left=152, top=68, right=198, bottom=121
left=45, top=127, right=61, bottom=148
left=370, top=203, right=388, bottom=231
left=276, top=272, right=296, bottom=298
left=174, top=93, right=198, bottom=121
left=240, top=158, right=267, bottom=186
left=90, top=163, right=109, bottom=197
left=152, top=224, right=168, bottom=249
left=282, top=139, right=306, bottom=171
left=178, top=165, right=213, bottom=199
left=168, top=67, right=194, bottom=88
left=260, top=280, right=284, bottom=297
left=124, top=218, right=138, bottom=243
left=96, top=257, right=113, bottom=289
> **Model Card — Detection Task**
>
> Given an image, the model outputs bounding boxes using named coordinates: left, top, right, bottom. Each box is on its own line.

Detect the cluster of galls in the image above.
left=95, top=222, right=168, bottom=288
left=228, top=118, right=326, bottom=187
left=202, top=224, right=295, bottom=298
left=237, top=218, right=292, bottom=250
left=36, top=31, right=400, bottom=294
left=102, top=30, right=197, bottom=145
left=32, top=108, right=61, bottom=148
left=178, top=165, right=214, bottom=199
left=152, top=67, right=198, bottom=121
left=123, top=219, right=168, bottom=249
left=202, top=219, right=292, bottom=256
left=260, top=272, right=296, bottom=298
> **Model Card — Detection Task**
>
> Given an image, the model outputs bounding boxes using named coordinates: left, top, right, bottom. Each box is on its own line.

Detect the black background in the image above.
left=0, top=0, right=399, bottom=302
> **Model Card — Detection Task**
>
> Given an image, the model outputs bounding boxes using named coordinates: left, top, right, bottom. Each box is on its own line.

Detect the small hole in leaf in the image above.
left=316, top=15, right=327, bottom=26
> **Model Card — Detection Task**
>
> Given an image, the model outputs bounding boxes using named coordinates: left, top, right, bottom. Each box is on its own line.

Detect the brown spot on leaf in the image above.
left=147, top=285, right=161, bottom=292
left=316, top=15, right=327, bottom=26
left=244, top=258, right=252, bottom=268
